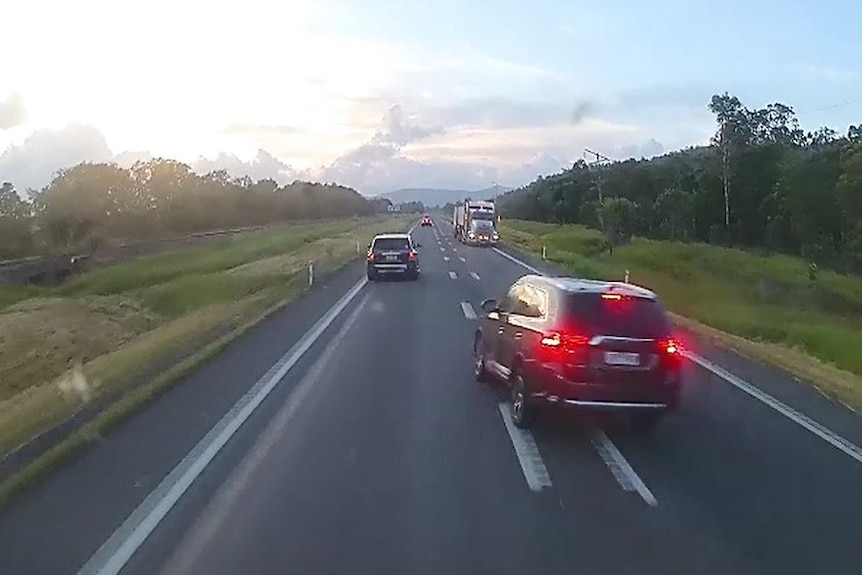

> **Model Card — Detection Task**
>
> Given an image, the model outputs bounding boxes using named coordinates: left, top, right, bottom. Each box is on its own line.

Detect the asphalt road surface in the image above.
left=1, top=217, right=861, bottom=575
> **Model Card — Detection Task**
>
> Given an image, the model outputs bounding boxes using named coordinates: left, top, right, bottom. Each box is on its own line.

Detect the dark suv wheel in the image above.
left=510, top=373, right=535, bottom=429
left=473, top=334, right=491, bottom=383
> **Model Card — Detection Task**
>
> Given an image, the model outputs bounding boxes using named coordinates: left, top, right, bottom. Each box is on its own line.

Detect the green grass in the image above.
left=499, top=220, right=862, bottom=410
left=0, top=284, right=42, bottom=310
left=57, top=220, right=356, bottom=296
left=0, top=215, right=413, bottom=466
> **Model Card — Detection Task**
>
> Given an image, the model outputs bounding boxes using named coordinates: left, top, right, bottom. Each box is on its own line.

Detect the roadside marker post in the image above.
left=542, top=246, right=547, bottom=260
left=308, top=261, right=314, bottom=286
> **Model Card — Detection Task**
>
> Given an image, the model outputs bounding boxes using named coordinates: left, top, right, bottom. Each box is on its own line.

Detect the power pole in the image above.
left=584, top=148, right=613, bottom=205
left=721, top=141, right=730, bottom=230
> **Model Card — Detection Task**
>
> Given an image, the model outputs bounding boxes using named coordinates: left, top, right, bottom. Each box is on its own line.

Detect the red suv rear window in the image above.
left=564, top=293, right=671, bottom=339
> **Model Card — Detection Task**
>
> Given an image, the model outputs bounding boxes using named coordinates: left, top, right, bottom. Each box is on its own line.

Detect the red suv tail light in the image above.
left=660, top=339, right=679, bottom=355
left=366, top=252, right=375, bottom=262
left=539, top=331, right=591, bottom=365
left=540, top=332, right=589, bottom=348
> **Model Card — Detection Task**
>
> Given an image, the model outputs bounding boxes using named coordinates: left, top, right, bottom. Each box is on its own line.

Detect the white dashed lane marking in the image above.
left=590, top=430, right=658, bottom=506
left=498, top=404, right=553, bottom=493
left=443, top=256, right=450, bottom=262
left=460, top=302, right=477, bottom=320
left=459, top=256, right=466, bottom=263
left=470, top=272, right=480, bottom=281
left=448, top=271, right=458, bottom=279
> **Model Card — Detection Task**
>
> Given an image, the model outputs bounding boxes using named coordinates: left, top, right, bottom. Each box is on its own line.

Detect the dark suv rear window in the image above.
left=373, top=238, right=410, bottom=251
left=564, top=293, right=671, bottom=338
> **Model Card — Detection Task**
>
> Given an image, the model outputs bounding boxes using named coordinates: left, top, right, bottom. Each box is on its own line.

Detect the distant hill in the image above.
left=376, top=185, right=511, bottom=207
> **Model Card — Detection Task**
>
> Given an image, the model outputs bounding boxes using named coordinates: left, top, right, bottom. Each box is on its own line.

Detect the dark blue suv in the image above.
left=366, top=234, right=421, bottom=281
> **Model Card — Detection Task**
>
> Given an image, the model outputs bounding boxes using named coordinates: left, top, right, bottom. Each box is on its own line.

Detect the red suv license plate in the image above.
left=604, top=352, right=640, bottom=366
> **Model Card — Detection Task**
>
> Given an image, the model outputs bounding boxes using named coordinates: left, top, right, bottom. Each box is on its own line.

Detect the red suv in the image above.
left=420, top=215, right=433, bottom=227
left=473, top=275, right=682, bottom=431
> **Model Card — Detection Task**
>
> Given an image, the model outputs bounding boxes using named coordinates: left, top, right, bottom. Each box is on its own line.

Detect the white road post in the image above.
left=542, top=245, right=547, bottom=260
left=624, top=269, right=630, bottom=283
left=308, top=261, right=314, bottom=286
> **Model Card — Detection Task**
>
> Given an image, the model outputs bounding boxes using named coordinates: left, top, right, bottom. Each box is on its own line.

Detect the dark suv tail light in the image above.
left=366, top=252, right=375, bottom=262
left=408, top=250, right=418, bottom=261
left=658, top=338, right=679, bottom=355
left=539, top=331, right=590, bottom=365
left=540, top=332, right=589, bottom=348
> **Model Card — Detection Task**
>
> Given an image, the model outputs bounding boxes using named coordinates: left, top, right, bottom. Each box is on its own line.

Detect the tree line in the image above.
left=0, top=159, right=390, bottom=259
left=498, top=93, right=862, bottom=271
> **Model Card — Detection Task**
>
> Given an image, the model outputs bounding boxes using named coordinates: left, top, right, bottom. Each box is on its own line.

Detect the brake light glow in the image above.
left=540, top=332, right=590, bottom=348
left=661, top=339, right=679, bottom=354
left=366, top=252, right=375, bottom=262
left=601, top=293, right=622, bottom=300
left=540, top=333, right=562, bottom=347
left=408, top=250, right=418, bottom=261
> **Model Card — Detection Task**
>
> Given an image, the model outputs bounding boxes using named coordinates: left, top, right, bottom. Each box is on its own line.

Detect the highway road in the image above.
left=1, top=217, right=861, bottom=574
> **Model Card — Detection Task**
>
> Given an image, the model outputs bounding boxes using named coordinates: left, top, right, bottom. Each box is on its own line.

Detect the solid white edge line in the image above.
left=589, top=430, right=658, bottom=506
left=154, top=292, right=372, bottom=574
left=491, top=247, right=545, bottom=275
left=494, top=244, right=862, bottom=467
left=460, top=302, right=477, bottom=320
left=497, top=403, right=553, bottom=492
left=77, top=277, right=369, bottom=575
left=470, top=272, right=481, bottom=281
left=683, top=351, right=862, bottom=464
left=448, top=271, right=458, bottom=279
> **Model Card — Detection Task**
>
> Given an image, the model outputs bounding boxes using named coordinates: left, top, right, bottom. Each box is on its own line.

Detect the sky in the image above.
left=1, top=0, right=860, bottom=195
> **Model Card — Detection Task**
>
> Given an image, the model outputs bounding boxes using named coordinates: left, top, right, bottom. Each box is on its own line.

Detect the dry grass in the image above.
left=0, top=301, right=241, bottom=457
left=0, top=296, right=159, bottom=402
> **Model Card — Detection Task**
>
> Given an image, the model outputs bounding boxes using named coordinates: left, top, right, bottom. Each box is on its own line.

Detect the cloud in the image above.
left=0, top=93, right=28, bottom=130
left=220, top=123, right=302, bottom=138
left=372, top=104, right=444, bottom=146
left=617, top=138, right=665, bottom=160
left=0, top=124, right=111, bottom=190
left=0, top=103, right=667, bottom=197
left=113, top=150, right=153, bottom=168
left=0, top=124, right=302, bottom=190
left=416, top=97, right=574, bottom=131
left=317, top=103, right=447, bottom=191
left=192, top=149, right=299, bottom=184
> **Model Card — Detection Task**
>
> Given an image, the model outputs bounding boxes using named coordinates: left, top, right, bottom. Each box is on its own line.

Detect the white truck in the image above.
left=461, top=199, right=498, bottom=246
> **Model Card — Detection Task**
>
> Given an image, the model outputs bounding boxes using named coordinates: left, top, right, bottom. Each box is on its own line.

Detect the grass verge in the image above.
left=0, top=215, right=412, bottom=506
left=499, top=219, right=862, bottom=413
